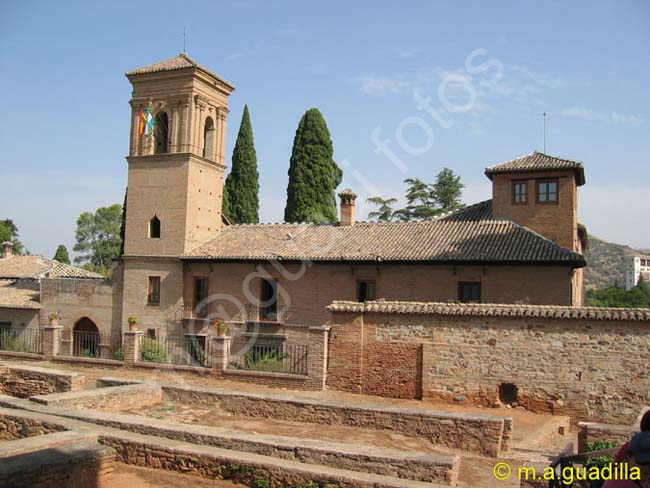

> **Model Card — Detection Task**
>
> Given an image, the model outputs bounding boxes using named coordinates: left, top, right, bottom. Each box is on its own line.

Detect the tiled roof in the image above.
left=182, top=200, right=586, bottom=266
left=0, top=256, right=103, bottom=280
left=327, top=300, right=650, bottom=321
left=0, top=279, right=40, bottom=309
left=125, top=53, right=235, bottom=90
left=485, top=151, right=585, bottom=186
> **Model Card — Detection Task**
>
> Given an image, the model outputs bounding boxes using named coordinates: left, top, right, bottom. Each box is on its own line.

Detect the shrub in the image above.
left=0, top=331, right=29, bottom=352
left=245, top=350, right=289, bottom=373
left=113, top=347, right=124, bottom=361
left=139, top=337, right=168, bottom=363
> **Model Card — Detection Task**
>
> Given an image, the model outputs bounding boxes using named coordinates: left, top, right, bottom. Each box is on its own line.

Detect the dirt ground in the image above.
left=5, top=358, right=577, bottom=487
left=103, top=464, right=244, bottom=488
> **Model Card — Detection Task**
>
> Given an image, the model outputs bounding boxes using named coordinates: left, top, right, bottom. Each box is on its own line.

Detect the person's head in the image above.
left=640, top=410, right=650, bottom=432
left=628, top=431, right=650, bottom=480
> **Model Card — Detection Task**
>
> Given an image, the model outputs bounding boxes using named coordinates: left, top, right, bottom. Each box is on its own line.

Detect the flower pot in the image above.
left=129, top=323, right=139, bottom=332
left=49, top=319, right=59, bottom=327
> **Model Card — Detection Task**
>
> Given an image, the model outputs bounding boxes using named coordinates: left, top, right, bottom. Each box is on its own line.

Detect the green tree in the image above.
left=366, top=197, right=398, bottom=222
left=52, top=245, right=70, bottom=264
left=432, top=167, right=464, bottom=212
left=73, top=204, right=122, bottom=275
left=223, top=105, right=260, bottom=223
left=284, top=108, right=342, bottom=223
left=119, top=188, right=127, bottom=256
left=0, top=219, right=24, bottom=255
left=222, top=182, right=233, bottom=223
left=394, top=168, right=464, bottom=221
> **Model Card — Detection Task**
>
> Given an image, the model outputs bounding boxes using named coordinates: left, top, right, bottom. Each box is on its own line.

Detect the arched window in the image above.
left=149, top=215, right=161, bottom=238
left=154, top=112, right=169, bottom=154
left=203, top=117, right=215, bottom=160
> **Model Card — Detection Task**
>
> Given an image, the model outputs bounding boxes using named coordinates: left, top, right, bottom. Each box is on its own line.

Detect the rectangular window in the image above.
left=147, top=276, right=161, bottom=305
left=259, top=278, right=278, bottom=321
left=459, top=282, right=481, bottom=303
left=512, top=181, right=528, bottom=204
left=194, top=277, right=209, bottom=318
left=536, top=179, right=559, bottom=203
left=146, top=328, right=156, bottom=339
left=356, top=280, right=376, bottom=302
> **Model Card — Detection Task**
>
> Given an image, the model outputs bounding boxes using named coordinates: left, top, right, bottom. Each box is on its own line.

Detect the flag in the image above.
left=138, top=109, right=146, bottom=135
left=145, top=108, right=155, bottom=135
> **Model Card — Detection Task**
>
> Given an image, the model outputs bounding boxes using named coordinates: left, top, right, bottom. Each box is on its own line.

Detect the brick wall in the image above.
left=183, top=262, right=576, bottom=332
left=328, top=304, right=650, bottom=424
left=0, top=365, right=84, bottom=398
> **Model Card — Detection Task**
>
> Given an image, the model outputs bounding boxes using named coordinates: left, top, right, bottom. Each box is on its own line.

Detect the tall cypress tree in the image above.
left=223, top=105, right=259, bottom=224
left=53, top=245, right=70, bottom=264
left=284, top=108, right=342, bottom=223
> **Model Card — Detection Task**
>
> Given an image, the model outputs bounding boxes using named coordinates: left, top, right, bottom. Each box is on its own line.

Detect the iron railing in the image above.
left=61, top=331, right=120, bottom=359
left=0, top=327, right=42, bottom=354
left=229, top=343, right=308, bottom=375
left=138, top=335, right=209, bottom=367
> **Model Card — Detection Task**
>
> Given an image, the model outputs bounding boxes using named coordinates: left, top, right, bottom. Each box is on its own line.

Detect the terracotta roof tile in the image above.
left=327, top=300, right=650, bottom=321
left=0, top=279, right=40, bottom=309
left=182, top=200, right=586, bottom=266
left=485, top=151, right=585, bottom=185
left=125, top=53, right=235, bottom=90
left=0, top=256, right=103, bottom=280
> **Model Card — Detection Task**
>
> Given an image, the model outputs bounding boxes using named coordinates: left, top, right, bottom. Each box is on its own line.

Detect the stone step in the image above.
left=100, top=427, right=452, bottom=488
left=0, top=430, right=95, bottom=459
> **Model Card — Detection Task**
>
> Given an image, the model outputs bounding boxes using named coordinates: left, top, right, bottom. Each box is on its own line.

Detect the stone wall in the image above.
left=327, top=301, right=650, bottom=424
left=577, top=422, right=635, bottom=452
left=0, top=412, right=68, bottom=441
left=164, top=385, right=511, bottom=456
left=0, top=365, right=84, bottom=398
left=0, top=439, right=115, bottom=487
left=0, top=308, right=39, bottom=331
left=30, top=383, right=163, bottom=411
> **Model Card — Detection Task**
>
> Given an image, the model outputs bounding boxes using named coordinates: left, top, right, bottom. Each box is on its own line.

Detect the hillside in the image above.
left=584, top=236, right=641, bottom=290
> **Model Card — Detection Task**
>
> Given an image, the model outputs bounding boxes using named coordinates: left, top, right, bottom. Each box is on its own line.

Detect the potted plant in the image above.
left=210, top=319, right=229, bottom=337
left=127, top=316, right=140, bottom=332
left=48, top=312, right=61, bottom=326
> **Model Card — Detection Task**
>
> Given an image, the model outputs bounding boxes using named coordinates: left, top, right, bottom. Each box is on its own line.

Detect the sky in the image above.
left=1, top=0, right=649, bottom=258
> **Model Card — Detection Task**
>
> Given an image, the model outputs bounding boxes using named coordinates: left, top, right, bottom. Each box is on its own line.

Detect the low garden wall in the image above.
left=29, top=383, right=163, bottom=411
left=0, top=364, right=84, bottom=398
left=163, top=384, right=511, bottom=456
left=328, top=301, right=650, bottom=424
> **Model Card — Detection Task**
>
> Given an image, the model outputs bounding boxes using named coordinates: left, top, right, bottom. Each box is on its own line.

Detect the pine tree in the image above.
left=432, top=167, right=464, bottom=212
left=223, top=105, right=259, bottom=224
left=366, top=197, right=397, bottom=222
left=53, top=245, right=70, bottom=264
left=284, top=108, right=342, bottom=223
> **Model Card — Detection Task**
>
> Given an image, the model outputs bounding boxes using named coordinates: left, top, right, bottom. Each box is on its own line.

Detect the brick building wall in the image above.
left=40, top=277, right=115, bottom=337
left=182, top=261, right=576, bottom=330
left=328, top=302, right=650, bottom=424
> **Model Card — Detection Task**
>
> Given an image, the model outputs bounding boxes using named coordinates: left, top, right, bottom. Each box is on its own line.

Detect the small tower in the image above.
left=123, top=53, right=235, bottom=257
left=485, top=151, right=586, bottom=252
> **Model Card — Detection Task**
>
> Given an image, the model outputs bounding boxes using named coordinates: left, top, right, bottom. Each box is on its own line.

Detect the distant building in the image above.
left=625, top=254, right=650, bottom=290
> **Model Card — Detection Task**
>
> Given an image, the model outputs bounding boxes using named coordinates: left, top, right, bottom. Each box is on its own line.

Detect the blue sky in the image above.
left=1, top=0, right=649, bottom=257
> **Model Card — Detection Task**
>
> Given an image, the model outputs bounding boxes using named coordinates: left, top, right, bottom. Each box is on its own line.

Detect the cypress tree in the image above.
left=284, top=108, right=342, bottom=223
left=53, top=245, right=70, bottom=264
left=119, top=188, right=127, bottom=256
left=223, top=105, right=259, bottom=224
left=221, top=183, right=233, bottom=223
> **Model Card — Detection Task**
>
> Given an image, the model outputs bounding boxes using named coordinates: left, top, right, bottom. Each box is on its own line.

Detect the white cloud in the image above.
left=560, top=106, right=644, bottom=125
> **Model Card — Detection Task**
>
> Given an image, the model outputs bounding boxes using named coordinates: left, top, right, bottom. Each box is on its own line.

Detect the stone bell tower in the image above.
left=123, top=53, right=235, bottom=257
left=119, top=54, right=234, bottom=336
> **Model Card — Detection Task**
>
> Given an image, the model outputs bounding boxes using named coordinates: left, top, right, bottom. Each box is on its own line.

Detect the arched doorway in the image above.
left=73, top=317, right=100, bottom=357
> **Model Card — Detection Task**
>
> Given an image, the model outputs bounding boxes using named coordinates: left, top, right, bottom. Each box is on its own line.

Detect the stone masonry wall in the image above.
left=0, top=413, right=68, bottom=441
left=0, top=365, right=84, bottom=398
left=327, top=307, right=650, bottom=424
left=163, top=385, right=510, bottom=456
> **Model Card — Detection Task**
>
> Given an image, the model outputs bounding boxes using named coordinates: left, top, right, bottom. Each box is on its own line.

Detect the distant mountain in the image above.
left=584, top=236, right=642, bottom=290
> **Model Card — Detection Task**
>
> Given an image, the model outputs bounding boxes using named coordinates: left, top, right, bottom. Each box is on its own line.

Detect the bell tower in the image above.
left=123, top=53, right=235, bottom=257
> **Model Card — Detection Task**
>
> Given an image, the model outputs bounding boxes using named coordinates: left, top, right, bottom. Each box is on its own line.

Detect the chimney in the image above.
left=2, top=242, right=13, bottom=259
left=338, top=189, right=357, bottom=226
